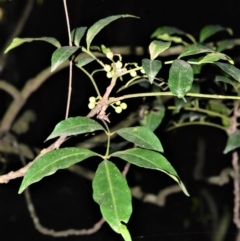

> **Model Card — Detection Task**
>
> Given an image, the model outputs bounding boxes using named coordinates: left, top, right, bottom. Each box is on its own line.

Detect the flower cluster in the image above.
left=111, top=100, right=127, bottom=114
left=88, top=96, right=98, bottom=109
left=88, top=96, right=127, bottom=114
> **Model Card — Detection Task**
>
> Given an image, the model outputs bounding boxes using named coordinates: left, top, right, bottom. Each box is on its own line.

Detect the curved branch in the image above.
left=0, top=61, right=69, bottom=133
left=0, top=0, right=35, bottom=71
left=0, top=80, right=21, bottom=101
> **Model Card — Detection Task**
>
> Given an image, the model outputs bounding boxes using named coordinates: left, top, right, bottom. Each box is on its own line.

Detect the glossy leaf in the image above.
left=142, top=58, right=162, bottom=84
left=46, top=116, right=104, bottom=141
left=199, top=25, right=232, bottom=43
left=223, top=130, right=240, bottom=154
left=51, top=46, right=79, bottom=72
left=71, top=27, right=87, bottom=46
left=76, top=56, right=95, bottom=67
left=139, top=103, right=165, bottom=132
left=214, top=62, right=240, bottom=82
left=168, top=59, right=193, bottom=98
left=93, top=160, right=132, bottom=240
left=4, top=37, right=61, bottom=53
left=19, top=148, right=97, bottom=193
left=86, top=14, right=138, bottom=49
left=116, top=126, right=163, bottom=152
left=151, top=26, right=185, bottom=38
left=149, top=40, right=171, bottom=60
left=198, top=53, right=233, bottom=65
left=112, top=148, right=189, bottom=196
left=178, top=44, right=214, bottom=59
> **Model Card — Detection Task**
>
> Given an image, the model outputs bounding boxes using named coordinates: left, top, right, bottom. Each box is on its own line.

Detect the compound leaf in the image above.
left=199, top=25, right=232, bottom=43
left=93, top=160, right=132, bottom=240
left=223, top=130, right=240, bottom=154
left=139, top=103, right=165, bottom=132
left=4, top=37, right=61, bottom=53
left=76, top=56, right=95, bottom=67
left=214, top=62, right=240, bottom=82
left=86, top=14, right=138, bottom=49
left=112, top=148, right=189, bottom=196
left=151, top=26, right=185, bottom=38
left=71, top=27, right=87, bottom=46
left=116, top=126, right=163, bottom=152
left=142, top=58, right=162, bottom=84
left=149, top=40, right=171, bottom=60
left=168, top=59, right=193, bottom=98
left=178, top=44, right=214, bottom=59
left=51, top=46, right=79, bottom=72
left=198, top=53, right=233, bottom=65
left=46, top=117, right=104, bottom=141
left=19, top=147, right=97, bottom=193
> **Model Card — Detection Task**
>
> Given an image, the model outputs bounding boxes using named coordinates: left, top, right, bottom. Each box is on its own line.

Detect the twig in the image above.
left=13, top=135, right=105, bottom=237
left=63, top=0, right=73, bottom=119
left=0, top=80, right=21, bottom=101
left=0, top=0, right=34, bottom=71
left=232, top=151, right=240, bottom=228
left=87, top=78, right=117, bottom=121
left=0, top=161, right=33, bottom=183
left=0, top=61, right=69, bottom=133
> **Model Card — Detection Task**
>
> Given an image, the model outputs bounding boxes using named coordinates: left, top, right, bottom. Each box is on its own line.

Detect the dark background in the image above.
left=0, top=0, right=240, bottom=240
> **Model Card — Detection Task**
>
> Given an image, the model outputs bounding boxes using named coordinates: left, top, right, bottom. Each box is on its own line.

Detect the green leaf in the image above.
left=139, top=102, right=165, bottom=132
left=4, top=37, right=61, bottom=53
left=93, top=160, right=132, bottom=239
left=168, top=59, right=193, bottom=98
left=215, top=75, right=240, bottom=89
left=46, top=116, right=104, bottom=141
left=86, top=14, right=138, bottom=49
left=217, top=39, right=238, bottom=52
left=223, top=130, right=240, bottom=154
left=71, top=27, right=87, bottom=46
left=119, top=225, right=132, bottom=241
left=199, top=25, right=232, bottom=43
left=112, top=148, right=189, bottom=196
left=19, top=147, right=97, bottom=193
left=214, top=62, right=240, bottom=82
left=149, top=40, right=171, bottom=60
left=142, top=58, right=162, bottom=84
left=154, top=34, right=183, bottom=44
left=151, top=26, right=185, bottom=38
left=207, top=100, right=231, bottom=116
left=101, top=44, right=112, bottom=55
left=178, top=44, right=214, bottom=59
left=116, top=126, right=163, bottom=152
left=76, top=56, right=95, bottom=67
left=198, top=53, right=233, bottom=65
left=51, top=46, right=79, bottom=72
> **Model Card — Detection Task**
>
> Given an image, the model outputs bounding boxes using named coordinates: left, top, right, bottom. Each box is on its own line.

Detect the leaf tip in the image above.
left=18, top=185, right=25, bottom=194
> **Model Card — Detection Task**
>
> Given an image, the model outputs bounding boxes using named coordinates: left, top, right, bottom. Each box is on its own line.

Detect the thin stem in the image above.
left=168, top=106, right=230, bottom=122
left=63, top=0, right=73, bottom=119
left=120, top=66, right=142, bottom=76
left=82, top=48, right=105, bottom=68
left=63, top=0, right=72, bottom=46
left=232, top=151, right=240, bottom=228
left=78, top=66, right=101, bottom=97
left=118, top=91, right=240, bottom=101
left=166, top=121, right=227, bottom=132
left=92, top=69, right=105, bottom=77
left=65, top=61, right=73, bottom=119
left=0, top=80, right=21, bottom=101
left=101, top=120, right=111, bottom=157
